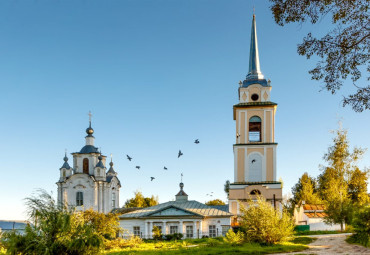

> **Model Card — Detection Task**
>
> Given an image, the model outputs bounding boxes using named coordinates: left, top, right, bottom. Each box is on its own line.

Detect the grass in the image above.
left=104, top=236, right=315, bottom=255
left=294, top=230, right=343, bottom=236
left=346, top=234, right=369, bottom=248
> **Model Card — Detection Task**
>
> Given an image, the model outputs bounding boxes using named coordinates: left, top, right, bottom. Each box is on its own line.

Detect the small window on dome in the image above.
left=251, top=93, right=259, bottom=101
left=83, top=158, right=89, bottom=174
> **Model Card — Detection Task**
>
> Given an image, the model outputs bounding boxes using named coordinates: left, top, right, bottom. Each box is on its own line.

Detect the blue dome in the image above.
left=79, top=145, right=99, bottom=154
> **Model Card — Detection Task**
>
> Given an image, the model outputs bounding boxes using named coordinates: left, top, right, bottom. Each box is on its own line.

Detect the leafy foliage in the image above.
left=164, top=233, right=183, bottom=241
left=223, top=229, right=245, bottom=246
left=224, top=180, right=230, bottom=198
left=104, top=236, right=143, bottom=250
left=239, top=196, right=294, bottom=244
left=152, top=226, right=163, bottom=240
left=350, top=206, right=370, bottom=247
left=80, top=209, right=121, bottom=240
left=205, top=199, right=226, bottom=206
left=124, top=191, right=159, bottom=208
left=291, top=172, right=321, bottom=206
left=270, top=0, right=370, bottom=112
left=318, top=128, right=367, bottom=230
left=0, top=190, right=122, bottom=255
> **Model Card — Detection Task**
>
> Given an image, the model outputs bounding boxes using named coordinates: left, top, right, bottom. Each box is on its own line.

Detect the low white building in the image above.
left=294, top=204, right=342, bottom=231
left=119, top=183, right=232, bottom=239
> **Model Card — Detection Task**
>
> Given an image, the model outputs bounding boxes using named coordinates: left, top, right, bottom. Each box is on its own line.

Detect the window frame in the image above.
left=76, top=191, right=83, bottom=206
left=186, top=225, right=193, bottom=238
left=83, top=158, right=89, bottom=174
left=249, top=116, right=262, bottom=142
left=170, top=226, right=178, bottom=234
left=209, top=225, right=216, bottom=237
left=133, top=226, right=140, bottom=237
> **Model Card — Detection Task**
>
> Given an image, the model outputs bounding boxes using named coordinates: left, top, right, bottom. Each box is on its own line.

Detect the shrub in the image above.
left=152, top=226, right=163, bottom=240
left=164, top=233, right=183, bottom=241
left=223, top=229, right=245, bottom=246
left=239, top=196, right=294, bottom=244
left=351, top=206, right=370, bottom=247
left=104, top=236, right=143, bottom=249
left=206, top=238, right=221, bottom=247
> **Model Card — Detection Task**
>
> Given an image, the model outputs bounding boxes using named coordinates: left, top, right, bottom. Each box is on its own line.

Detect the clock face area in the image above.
left=251, top=93, right=259, bottom=101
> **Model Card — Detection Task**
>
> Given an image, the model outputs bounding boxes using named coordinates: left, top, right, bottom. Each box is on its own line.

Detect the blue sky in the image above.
left=0, top=0, right=369, bottom=220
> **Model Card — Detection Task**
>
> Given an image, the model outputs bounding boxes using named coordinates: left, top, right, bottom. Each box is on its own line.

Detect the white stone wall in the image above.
left=119, top=217, right=231, bottom=239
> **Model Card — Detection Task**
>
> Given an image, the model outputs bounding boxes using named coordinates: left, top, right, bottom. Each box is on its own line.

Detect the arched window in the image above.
left=76, top=192, right=83, bottom=206
left=112, top=193, right=116, bottom=208
left=249, top=116, right=261, bottom=142
left=250, top=189, right=261, bottom=195
left=83, top=158, right=89, bottom=174
left=63, top=170, right=66, bottom=178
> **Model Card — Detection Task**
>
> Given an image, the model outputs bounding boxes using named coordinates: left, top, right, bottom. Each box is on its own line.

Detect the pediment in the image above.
left=148, top=206, right=197, bottom=217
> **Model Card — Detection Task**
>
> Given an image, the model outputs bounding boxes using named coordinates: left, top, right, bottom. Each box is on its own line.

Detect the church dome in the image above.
left=79, top=145, right=99, bottom=154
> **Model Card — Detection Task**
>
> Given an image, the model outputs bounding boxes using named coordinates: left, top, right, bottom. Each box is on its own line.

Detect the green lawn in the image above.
left=104, top=237, right=314, bottom=255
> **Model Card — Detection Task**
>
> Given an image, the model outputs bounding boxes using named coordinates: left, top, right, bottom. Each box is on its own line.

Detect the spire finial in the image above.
left=88, top=111, right=92, bottom=126
left=86, top=111, right=94, bottom=136
left=181, top=173, right=183, bottom=183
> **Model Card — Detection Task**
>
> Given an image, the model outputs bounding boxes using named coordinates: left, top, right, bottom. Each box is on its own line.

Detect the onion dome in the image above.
left=107, top=159, right=117, bottom=176
left=60, top=152, right=71, bottom=169
left=86, top=122, right=94, bottom=137
left=95, top=155, right=105, bottom=168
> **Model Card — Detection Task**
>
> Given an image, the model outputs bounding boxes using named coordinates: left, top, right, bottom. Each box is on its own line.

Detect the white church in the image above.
left=56, top=118, right=121, bottom=213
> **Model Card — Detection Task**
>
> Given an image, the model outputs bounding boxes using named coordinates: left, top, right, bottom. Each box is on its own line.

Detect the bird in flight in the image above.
left=164, top=166, right=168, bottom=170
left=194, top=139, right=199, bottom=144
left=126, top=155, right=132, bottom=161
left=151, top=177, right=155, bottom=181
left=136, top=166, right=140, bottom=170
left=178, top=150, right=183, bottom=158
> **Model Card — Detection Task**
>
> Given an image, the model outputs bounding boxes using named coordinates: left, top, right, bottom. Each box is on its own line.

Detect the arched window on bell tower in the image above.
left=249, top=116, right=261, bottom=142
left=83, top=158, right=89, bottom=174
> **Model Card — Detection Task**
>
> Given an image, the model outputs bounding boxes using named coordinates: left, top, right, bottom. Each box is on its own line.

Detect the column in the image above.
left=199, top=220, right=203, bottom=238
left=179, top=220, right=183, bottom=236
left=144, top=221, right=148, bottom=238
left=162, top=221, right=167, bottom=235
left=193, top=221, right=196, bottom=239
left=149, top=221, right=153, bottom=239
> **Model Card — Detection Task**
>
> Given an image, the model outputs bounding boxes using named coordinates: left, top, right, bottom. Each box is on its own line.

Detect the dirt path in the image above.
left=277, top=233, right=370, bottom=255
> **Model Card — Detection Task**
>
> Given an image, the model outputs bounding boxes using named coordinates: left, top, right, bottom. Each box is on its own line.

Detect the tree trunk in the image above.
left=340, top=221, right=344, bottom=232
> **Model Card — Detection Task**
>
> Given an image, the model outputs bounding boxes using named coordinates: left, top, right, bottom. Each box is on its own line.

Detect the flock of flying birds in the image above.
left=125, top=139, right=200, bottom=182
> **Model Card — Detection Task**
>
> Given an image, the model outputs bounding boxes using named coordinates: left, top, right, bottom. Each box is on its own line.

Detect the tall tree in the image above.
left=318, top=128, right=366, bottom=230
left=291, top=172, right=321, bottom=206
left=270, top=0, right=370, bottom=112
left=348, top=167, right=370, bottom=206
left=124, top=191, right=159, bottom=208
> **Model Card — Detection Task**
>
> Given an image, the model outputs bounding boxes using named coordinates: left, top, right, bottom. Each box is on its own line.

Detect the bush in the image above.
left=164, top=233, right=183, bottom=241
left=206, top=238, right=221, bottom=246
left=152, top=226, right=163, bottom=240
left=223, top=229, right=245, bottom=246
left=239, top=196, right=294, bottom=244
left=104, top=236, right=143, bottom=249
left=351, top=206, right=370, bottom=247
